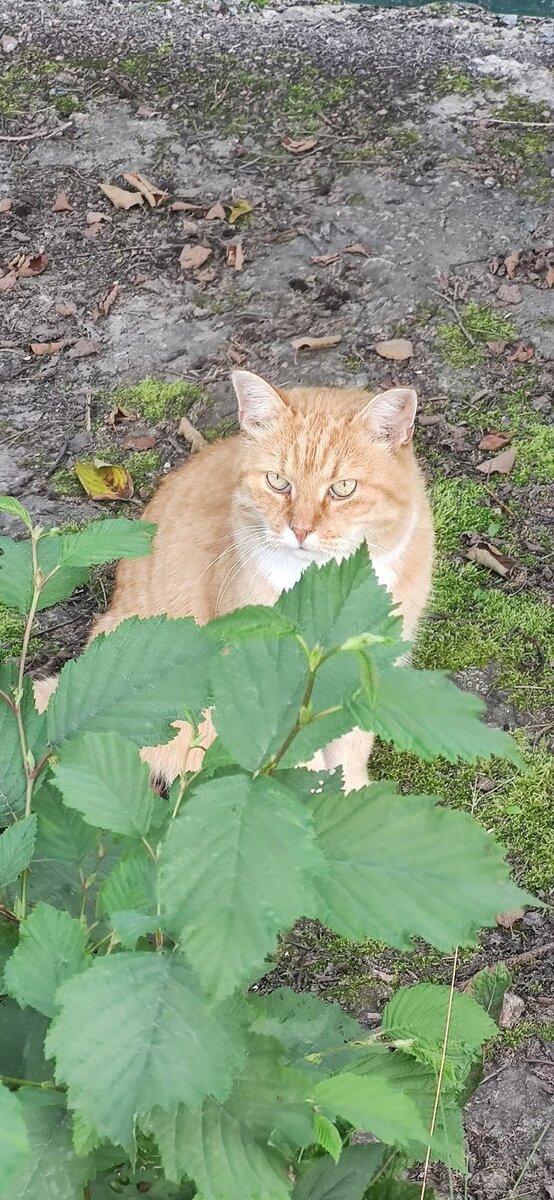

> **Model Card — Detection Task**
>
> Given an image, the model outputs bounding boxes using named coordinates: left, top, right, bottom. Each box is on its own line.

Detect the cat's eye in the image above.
left=266, top=472, right=291, bottom=493
left=329, top=479, right=357, bottom=499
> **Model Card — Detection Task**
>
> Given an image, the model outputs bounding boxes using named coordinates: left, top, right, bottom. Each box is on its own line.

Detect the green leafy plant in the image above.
left=0, top=496, right=532, bottom=1200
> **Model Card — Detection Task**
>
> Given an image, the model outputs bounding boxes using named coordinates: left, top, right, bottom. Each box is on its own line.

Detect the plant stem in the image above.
left=15, top=528, right=45, bottom=919
left=419, top=947, right=459, bottom=1200
left=0, top=1074, right=62, bottom=1091
left=264, top=666, right=318, bottom=772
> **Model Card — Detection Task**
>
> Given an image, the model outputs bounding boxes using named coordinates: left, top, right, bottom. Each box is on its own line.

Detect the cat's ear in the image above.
left=232, top=370, right=285, bottom=435
left=359, top=387, right=417, bottom=447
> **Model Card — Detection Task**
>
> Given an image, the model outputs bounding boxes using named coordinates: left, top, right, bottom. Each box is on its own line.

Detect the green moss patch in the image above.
left=110, top=379, right=207, bottom=422
left=437, top=303, right=517, bottom=367
left=0, top=606, right=27, bottom=660
left=369, top=734, right=553, bottom=892
left=434, top=67, right=475, bottom=97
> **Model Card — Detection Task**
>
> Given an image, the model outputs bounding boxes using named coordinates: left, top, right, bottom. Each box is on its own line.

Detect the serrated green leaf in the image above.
left=293, top=1144, right=386, bottom=1200
left=159, top=774, right=321, bottom=999
left=0, top=535, right=89, bottom=614
left=365, top=1182, right=436, bottom=1200
left=3, top=1091, right=92, bottom=1200
left=206, top=605, right=295, bottom=644
left=276, top=549, right=401, bottom=652
left=314, top=1071, right=429, bottom=1149
left=53, top=731, right=162, bottom=838
left=149, top=1098, right=290, bottom=1200
left=312, top=783, right=531, bottom=951
left=382, top=984, right=497, bottom=1082
left=110, top=910, right=159, bottom=948
left=0, top=816, right=37, bottom=887
left=313, top=1114, right=342, bottom=1164
left=465, top=963, right=512, bottom=1023
left=34, top=780, right=97, bottom=863
left=4, top=902, right=89, bottom=1018
left=0, top=923, right=18, bottom=989
left=0, top=1001, right=52, bottom=1084
left=248, top=987, right=368, bottom=1077
left=351, top=1048, right=465, bottom=1171
left=0, top=670, right=48, bottom=821
left=96, top=845, right=157, bottom=922
left=349, top=667, right=521, bottom=765
left=0, top=1083, right=29, bottom=1197
left=46, top=952, right=246, bottom=1156
left=149, top=1038, right=313, bottom=1199
left=59, top=519, right=156, bottom=568
left=211, top=636, right=307, bottom=770
left=47, top=617, right=213, bottom=749
left=0, top=496, right=32, bottom=530
left=199, top=739, right=239, bottom=778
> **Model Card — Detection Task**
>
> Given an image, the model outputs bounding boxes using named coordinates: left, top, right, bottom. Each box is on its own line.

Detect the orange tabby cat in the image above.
left=35, top=371, right=434, bottom=790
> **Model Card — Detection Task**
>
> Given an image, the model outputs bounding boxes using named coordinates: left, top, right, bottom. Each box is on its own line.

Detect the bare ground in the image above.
left=0, top=1, right=553, bottom=1196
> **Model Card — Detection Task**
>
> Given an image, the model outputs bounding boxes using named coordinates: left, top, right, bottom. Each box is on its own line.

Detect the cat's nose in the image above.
left=291, top=525, right=313, bottom=546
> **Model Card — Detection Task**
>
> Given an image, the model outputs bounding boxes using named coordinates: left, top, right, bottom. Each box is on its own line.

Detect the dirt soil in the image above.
left=0, top=1, right=553, bottom=1196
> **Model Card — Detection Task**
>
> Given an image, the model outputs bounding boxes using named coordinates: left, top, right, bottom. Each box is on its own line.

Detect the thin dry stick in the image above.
left=419, top=947, right=460, bottom=1200
left=464, top=117, right=554, bottom=128
left=0, top=124, right=70, bottom=143
left=428, top=287, right=477, bottom=347
left=85, top=389, right=92, bottom=433
left=507, top=1118, right=551, bottom=1199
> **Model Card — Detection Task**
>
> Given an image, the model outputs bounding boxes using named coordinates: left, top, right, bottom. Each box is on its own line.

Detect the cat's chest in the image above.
left=252, top=542, right=399, bottom=598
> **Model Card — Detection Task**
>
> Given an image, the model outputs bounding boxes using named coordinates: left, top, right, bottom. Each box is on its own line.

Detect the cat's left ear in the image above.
left=358, top=387, right=417, bottom=448
left=232, top=370, right=285, bottom=435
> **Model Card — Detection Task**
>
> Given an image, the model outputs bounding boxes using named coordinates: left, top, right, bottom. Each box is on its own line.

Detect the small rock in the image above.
left=532, top=396, right=551, bottom=412
left=499, top=991, right=525, bottom=1030
left=484, top=176, right=496, bottom=189
left=500, top=12, right=518, bottom=25
left=470, top=1168, right=510, bottom=1200
left=352, top=372, right=370, bottom=389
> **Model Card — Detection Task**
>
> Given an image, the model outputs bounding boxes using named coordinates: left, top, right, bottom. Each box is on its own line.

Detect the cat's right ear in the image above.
left=232, top=370, right=285, bottom=435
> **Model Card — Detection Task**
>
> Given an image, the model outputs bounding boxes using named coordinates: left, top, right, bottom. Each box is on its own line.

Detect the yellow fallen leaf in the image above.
left=291, top=334, right=342, bottom=351
left=74, top=461, right=134, bottom=501
left=375, top=338, right=413, bottom=361
left=122, top=172, right=167, bottom=208
left=99, top=182, right=144, bottom=210
left=228, top=198, right=252, bottom=225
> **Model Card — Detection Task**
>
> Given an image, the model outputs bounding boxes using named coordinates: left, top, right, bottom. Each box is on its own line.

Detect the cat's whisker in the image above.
left=215, top=539, right=274, bottom=614
left=192, top=530, right=272, bottom=587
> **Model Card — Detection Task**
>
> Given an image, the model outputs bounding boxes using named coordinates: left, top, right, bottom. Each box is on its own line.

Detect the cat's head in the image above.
left=232, top=370, right=419, bottom=566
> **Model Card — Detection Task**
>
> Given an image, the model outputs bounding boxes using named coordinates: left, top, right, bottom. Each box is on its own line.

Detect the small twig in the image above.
left=464, top=116, right=554, bottom=129
left=46, top=440, right=68, bottom=478
left=428, top=286, right=477, bottom=347
left=507, top=1118, right=551, bottom=1199
left=482, top=1062, right=509, bottom=1086
left=85, top=390, right=92, bottom=433
left=0, top=123, right=71, bottom=143
left=0, top=904, right=19, bottom=925
left=504, top=940, right=554, bottom=970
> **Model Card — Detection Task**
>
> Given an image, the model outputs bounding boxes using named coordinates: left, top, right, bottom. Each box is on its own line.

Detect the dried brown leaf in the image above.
left=84, top=223, right=102, bottom=241
left=291, top=334, right=342, bottom=351
left=0, top=272, right=17, bottom=293
left=51, top=191, right=73, bottom=213
left=124, top=435, right=157, bottom=451
left=170, top=201, right=203, bottom=213
left=465, top=540, right=517, bottom=579
left=67, top=338, right=101, bottom=360
left=343, top=243, right=370, bottom=257
left=476, top=447, right=517, bottom=476
left=496, top=908, right=525, bottom=930
left=499, top=992, right=525, bottom=1030
left=545, top=265, right=554, bottom=289
left=503, top=251, right=520, bottom=279
left=507, top=343, right=534, bottom=363
left=311, top=253, right=339, bottom=266
left=106, top=405, right=138, bottom=426
left=281, top=136, right=318, bottom=154
left=55, top=301, right=77, bottom=318
left=0, top=198, right=13, bottom=214
left=486, top=340, right=507, bottom=357
left=1, top=34, right=18, bottom=52
left=11, top=252, right=48, bottom=278
left=496, top=282, right=522, bottom=305
left=179, top=244, right=212, bottom=271
left=375, top=338, right=413, bottom=361
left=226, top=241, right=244, bottom=272
left=122, top=171, right=167, bottom=208
left=176, top=415, right=206, bottom=453
left=86, top=211, right=109, bottom=225
left=478, top=430, right=513, bottom=452
left=99, top=182, right=144, bottom=210
left=136, top=105, right=158, bottom=118
left=30, top=340, right=67, bottom=357
left=205, top=201, right=226, bottom=221
left=91, top=281, right=119, bottom=321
